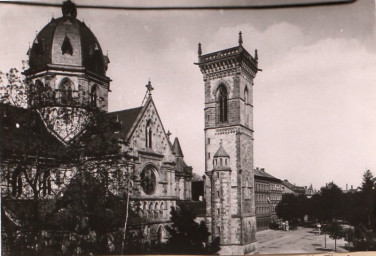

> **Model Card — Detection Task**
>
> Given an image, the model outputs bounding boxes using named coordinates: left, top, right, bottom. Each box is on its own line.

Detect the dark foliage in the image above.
left=163, top=205, right=220, bottom=254
left=275, top=193, right=307, bottom=224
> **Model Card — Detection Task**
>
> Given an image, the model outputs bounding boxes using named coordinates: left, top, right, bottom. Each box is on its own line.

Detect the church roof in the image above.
left=107, top=106, right=143, bottom=139
left=26, top=0, right=108, bottom=77
left=172, top=137, right=184, bottom=157
left=214, top=143, right=229, bottom=158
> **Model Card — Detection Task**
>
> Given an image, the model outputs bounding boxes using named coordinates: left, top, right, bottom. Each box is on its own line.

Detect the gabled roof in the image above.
left=254, top=168, right=281, bottom=182
left=107, top=106, right=143, bottom=140
left=172, top=137, right=184, bottom=157
left=282, top=179, right=306, bottom=193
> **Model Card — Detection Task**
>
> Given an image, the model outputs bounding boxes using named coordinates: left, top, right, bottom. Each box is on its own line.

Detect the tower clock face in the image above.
left=140, top=166, right=156, bottom=195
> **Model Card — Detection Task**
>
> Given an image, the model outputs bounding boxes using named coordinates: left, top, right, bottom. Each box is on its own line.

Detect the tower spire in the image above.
left=198, top=42, right=202, bottom=56
left=238, top=31, right=243, bottom=46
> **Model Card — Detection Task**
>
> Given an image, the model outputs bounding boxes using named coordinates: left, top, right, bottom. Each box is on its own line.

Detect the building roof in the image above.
left=254, top=168, right=281, bottom=182
left=214, top=142, right=229, bottom=158
left=26, top=0, right=108, bottom=77
left=0, top=104, right=66, bottom=160
left=172, top=137, right=184, bottom=157
left=282, top=179, right=306, bottom=194
left=107, top=106, right=143, bottom=140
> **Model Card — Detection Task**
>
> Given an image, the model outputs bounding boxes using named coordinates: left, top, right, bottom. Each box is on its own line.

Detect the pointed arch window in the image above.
left=12, top=167, right=23, bottom=197
left=60, top=79, right=73, bottom=105
left=217, top=85, right=228, bottom=122
left=61, top=36, right=73, bottom=55
left=244, top=86, right=249, bottom=126
left=35, top=80, right=44, bottom=106
left=145, top=120, right=152, bottom=148
left=91, top=85, right=98, bottom=108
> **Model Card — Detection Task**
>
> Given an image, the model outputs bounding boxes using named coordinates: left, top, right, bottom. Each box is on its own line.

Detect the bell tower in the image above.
left=196, top=32, right=259, bottom=255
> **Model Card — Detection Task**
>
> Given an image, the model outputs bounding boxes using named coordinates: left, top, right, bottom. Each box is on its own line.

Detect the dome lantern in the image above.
left=62, top=0, right=77, bottom=18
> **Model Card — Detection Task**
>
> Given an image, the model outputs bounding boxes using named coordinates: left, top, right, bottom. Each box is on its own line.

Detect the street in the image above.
left=257, top=227, right=348, bottom=254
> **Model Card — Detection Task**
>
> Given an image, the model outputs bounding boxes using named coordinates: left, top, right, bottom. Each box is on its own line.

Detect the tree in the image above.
left=359, top=170, right=376, bottom=229
left=51, top=167, right=128, bottom=255
left=0, top=67, right=133, bottom=255
left=164, top=205, right=220, bottom=254
left=0, top=68, right=27, bottom=108
left=323, top=221, right=343, bottom=252
left=308, top=182, right=344, bottom=223
left=276, top=194, right=307, bottom=225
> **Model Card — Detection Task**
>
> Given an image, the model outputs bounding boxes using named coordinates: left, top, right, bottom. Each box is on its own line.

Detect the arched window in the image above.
left=60, top=79, right=73, bottom=105
left=244, top=86, right=249, bottom=125
left=35, top=80, right=44, bottom=105
left=12, top=167, right=23, bottom=197
left=42, top=170, right=52, bottom=196
left=217, top=85, right=228, bottom=122
left=145, top=120, right=152, bottom=148
left=90, top=85, right=98, bottom=107
left=157, top=226, right=165, bottom=243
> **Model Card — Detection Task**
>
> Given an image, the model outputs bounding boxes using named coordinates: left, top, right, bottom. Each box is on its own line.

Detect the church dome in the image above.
left=27, top=0, right=107, bottom=76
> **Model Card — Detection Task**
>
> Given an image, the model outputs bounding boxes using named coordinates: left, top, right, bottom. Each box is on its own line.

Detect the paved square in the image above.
left=257, top=227, right=348, bottom=254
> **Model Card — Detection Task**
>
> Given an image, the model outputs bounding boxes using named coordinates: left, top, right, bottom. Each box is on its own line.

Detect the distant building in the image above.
left=254, top=168, right=283, bottom=231
left=342, top=184, right=358, bottom=193
left=304, top=184, right=316, bottom=198
left=281, top=180, right=306, bottom=195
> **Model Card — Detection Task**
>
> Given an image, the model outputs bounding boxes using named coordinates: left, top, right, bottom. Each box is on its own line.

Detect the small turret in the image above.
left=213, top=140, right=230, bottom=168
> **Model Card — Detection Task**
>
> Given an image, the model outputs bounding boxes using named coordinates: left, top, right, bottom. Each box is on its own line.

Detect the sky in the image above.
left=0, top=0, right=375, bottom=190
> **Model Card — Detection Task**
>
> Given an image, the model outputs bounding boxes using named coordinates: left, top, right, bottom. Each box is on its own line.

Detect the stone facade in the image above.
left=196, top=34, right=259, bottom=255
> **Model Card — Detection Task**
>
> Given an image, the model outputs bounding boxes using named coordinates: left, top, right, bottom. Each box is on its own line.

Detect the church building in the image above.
left=1, top=0, right=192, bottom=249
left=196, top=33, right=260, bottom=254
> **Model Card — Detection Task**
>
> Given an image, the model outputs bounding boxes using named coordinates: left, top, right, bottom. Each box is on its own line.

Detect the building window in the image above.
left=244, top=86, right=249, bottom=125
left=34, top=79, right=44, bottom=105
left=140, top=164, right=157, bottom=195
left=60, top=79, right=73, bottom=105
left=217, top=190, right=220, bottom=197
left=12, top=167, right=23, bottom=197
left=208, top=138, right=210, bottom=144
left=42, top=170, right=52, bottom=196
left=145, top=120, right=152, bottom=148
left=208, top=152, right=211, bottom=159
left=217, top=85, right=228, bottom=122
left=90, top=85, right=98, bottom=107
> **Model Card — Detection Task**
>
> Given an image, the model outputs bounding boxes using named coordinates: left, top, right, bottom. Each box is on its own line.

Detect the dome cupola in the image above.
left=25, top=0, right=109, bottom=77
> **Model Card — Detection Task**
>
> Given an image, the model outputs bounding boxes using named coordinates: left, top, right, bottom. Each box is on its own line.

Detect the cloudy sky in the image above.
left=1, top=0, right=375, bottom=190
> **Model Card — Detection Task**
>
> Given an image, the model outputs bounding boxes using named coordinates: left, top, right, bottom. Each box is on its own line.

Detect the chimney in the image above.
left=351, top=185, right=353, bottom=190
left=346, top=184, right=348, bottom=191
left=261, top=168, right=265, bottom=172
